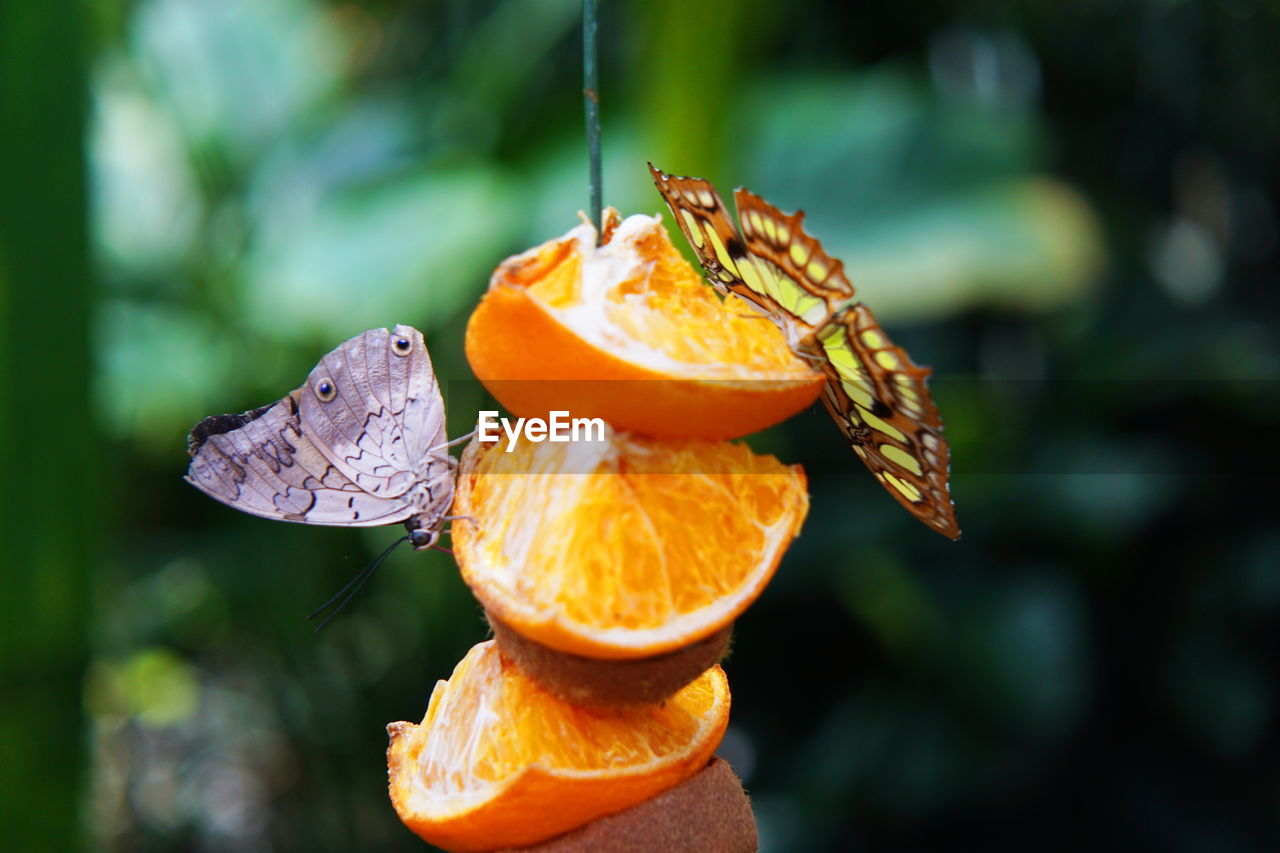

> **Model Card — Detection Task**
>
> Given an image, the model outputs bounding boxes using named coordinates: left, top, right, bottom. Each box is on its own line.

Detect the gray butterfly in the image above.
left=186, top=325, right=464, bottom=551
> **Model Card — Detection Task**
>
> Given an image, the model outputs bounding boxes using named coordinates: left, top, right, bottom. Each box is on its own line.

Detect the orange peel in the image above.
left=452, top=429, right=809, bottom=659
left=387, top=640, right=730, bottom=852
left=464, top=209, right=823, bottom=440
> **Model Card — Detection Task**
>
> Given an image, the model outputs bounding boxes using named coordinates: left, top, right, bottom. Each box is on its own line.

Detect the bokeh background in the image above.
left=3, top=0, right=1279, bottom=850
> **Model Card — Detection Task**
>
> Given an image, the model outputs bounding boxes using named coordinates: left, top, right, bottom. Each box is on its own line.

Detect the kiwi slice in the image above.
left=488, top=614, right=732, bottom=708
left=498, top=757, right=756, bottom=852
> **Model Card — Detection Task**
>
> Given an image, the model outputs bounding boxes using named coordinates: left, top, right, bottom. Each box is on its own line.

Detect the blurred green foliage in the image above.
left=0, top=3, right=93, bottom=851
left=3, top=0, right=1279, bottom=850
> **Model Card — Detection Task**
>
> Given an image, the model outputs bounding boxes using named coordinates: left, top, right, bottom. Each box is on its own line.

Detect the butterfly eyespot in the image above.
left=314, top=379, right=336, bottom=402
left=392, top=336, right=412, bottom=356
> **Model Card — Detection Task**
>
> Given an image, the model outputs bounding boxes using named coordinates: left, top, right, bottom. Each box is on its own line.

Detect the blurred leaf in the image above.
left=98, top=647, right=201, bottom=727
left=522, top=120, right=659, bottom=243
left=447, top=0, right=580, bottom=114
left=837, top=177, right=1103, bottom=320
left=132, top=0, right=344, bottom=163
left=92, top=61, right=200, bottom=277
left=243, top=165, right=523, bottom=342
left=838, top=550, right=945, bottom=663
left=97, top=299, right=243, bottom=444
left=732, top=71, right=1103, bottom=321
left=952, top=574, right=1090, bottom=738
left=633, top=0, right=759, bottom=181
left=739, top=71, right=1041, bottom=213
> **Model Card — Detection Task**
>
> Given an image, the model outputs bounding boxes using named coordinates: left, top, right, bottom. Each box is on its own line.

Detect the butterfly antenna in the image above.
left=306, top=535, right=409, bottom=632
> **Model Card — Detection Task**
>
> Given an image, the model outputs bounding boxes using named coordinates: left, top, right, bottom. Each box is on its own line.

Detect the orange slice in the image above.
left=464, top=208, right=823, bottom=440
left=452, top=428, right=809, bottom=659
left=387, top=640, right=730, bottom=852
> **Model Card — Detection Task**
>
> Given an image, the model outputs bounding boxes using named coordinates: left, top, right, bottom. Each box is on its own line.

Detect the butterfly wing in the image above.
left=732, top=187, right=855, bottom=307
left=648, top=165, right=747, bottom=293
left=728, top=186, right=958, bottom=535
left=295, top=325, right=448, bottom=498
left=818, top=305, right=960, bottom=539
left=185, top=324, right=449, bottom=527
left=649, top=164, right=838, bottom=330
left=650, top=164, right=960, bottom=539
left=185, top=394, right=416, bottom=526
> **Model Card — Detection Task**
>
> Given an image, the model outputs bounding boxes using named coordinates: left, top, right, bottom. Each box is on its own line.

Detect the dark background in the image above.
left=2, top=0, right=1278, bottom=850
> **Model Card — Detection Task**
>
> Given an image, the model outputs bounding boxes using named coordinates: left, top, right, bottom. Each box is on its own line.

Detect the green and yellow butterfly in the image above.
left=650, top=164, right=960, bottom=540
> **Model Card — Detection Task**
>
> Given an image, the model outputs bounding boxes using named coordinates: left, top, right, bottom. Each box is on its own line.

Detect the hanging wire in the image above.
left=583, top=0, right=602, bottom=242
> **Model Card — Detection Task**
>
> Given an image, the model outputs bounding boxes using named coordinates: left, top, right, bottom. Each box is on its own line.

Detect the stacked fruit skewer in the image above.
left=387, top=210, right=819, bottom=852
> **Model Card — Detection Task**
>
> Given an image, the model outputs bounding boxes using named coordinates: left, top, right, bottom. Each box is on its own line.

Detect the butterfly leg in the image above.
left=433, top=429, right=477, bottom=452
left=430, top=430, right=478, bottom=467
left=440, top=514, right=480, bottom=538
left=792, top=347, right=828, bottom=367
